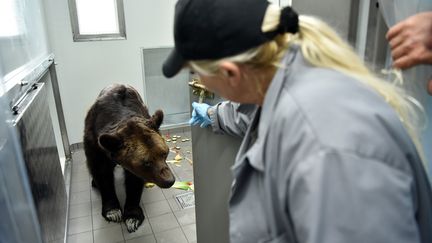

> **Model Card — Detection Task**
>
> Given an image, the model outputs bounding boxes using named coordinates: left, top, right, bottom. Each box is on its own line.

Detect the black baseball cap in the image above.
left=162, top=0, right=298, bottom=78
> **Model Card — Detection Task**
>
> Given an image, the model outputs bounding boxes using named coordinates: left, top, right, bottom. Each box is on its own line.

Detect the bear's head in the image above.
left=98, top=110, right=175, bottom=188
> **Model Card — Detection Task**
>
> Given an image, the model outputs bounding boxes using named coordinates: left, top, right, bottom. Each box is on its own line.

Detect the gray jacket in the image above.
left=208, top=47, right=432, bottom=243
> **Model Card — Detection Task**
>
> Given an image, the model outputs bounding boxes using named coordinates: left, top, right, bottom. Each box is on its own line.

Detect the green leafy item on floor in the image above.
left=172, top=181, right=193, bottom=190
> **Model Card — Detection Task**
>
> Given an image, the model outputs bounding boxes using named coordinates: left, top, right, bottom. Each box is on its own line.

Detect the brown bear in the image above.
left=83, top=84, right=175, bottom=233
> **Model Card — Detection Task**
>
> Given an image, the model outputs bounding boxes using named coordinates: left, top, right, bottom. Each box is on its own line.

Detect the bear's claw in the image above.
left=105, top=209, right=122, bottom=222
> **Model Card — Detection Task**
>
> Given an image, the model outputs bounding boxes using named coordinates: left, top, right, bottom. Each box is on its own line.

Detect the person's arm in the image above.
left=189, top=101, right=255, bottom=138
left=209, top=101, right=255, bottom=137
left=386, top=11, right=432, bottom=69
left=287, top=149, right=420, bottom=243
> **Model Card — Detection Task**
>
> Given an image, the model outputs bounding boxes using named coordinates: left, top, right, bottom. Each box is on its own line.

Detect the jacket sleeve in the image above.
left=208, top=101, right=256, bottom=138
left=287, top=149, right=420, bottom=243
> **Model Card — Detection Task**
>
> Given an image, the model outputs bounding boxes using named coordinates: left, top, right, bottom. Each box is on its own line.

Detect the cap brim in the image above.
left=162, top=48, right=186, bottom=78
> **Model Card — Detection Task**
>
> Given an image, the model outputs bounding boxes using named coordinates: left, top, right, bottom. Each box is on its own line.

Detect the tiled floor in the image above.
left=67, top=127, right=196, bottom=243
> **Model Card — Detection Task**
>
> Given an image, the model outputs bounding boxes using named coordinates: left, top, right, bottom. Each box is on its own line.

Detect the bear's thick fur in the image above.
left=84, top=84, right=175, bottom=233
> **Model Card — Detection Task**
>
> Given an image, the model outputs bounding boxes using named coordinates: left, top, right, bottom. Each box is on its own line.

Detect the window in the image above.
left=0, top=0, right=22, bottom=37
left=68, top=0, right=126, bottom=41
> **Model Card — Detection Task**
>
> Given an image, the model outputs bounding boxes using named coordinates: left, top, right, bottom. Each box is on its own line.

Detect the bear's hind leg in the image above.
left=123, top=170, right=145, bottom=233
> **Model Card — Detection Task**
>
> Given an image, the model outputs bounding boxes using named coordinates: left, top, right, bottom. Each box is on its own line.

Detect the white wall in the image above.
left=42, top=0, right=177, bottom=144
left=268, top=0, right=292, bottom=6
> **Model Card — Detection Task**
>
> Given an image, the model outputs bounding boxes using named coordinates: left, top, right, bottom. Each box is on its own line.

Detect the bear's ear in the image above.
left=99, top=133, right=123, bottom=152
left=147, top=110, right=164, bottom=130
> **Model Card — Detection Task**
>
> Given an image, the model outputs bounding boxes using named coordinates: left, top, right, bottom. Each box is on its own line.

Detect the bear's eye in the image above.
left=143, top=161, right=151, bottom=167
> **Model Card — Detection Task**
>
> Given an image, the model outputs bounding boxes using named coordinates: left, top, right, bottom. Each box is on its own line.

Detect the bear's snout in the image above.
left=157, top=166, right=175, bottom=188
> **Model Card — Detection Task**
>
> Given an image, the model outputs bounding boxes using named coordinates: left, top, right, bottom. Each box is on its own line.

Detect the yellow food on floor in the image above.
left=144, top=182, right=155, bottom=188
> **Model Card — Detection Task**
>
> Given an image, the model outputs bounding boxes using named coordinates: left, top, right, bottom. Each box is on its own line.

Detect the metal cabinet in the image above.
left=189, top=80, right=242, bottom=243
left=1, top=56, right=70, bottom=243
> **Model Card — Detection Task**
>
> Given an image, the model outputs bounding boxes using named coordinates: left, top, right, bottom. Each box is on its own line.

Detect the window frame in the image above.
left=67, top=0, right=126, bottom=42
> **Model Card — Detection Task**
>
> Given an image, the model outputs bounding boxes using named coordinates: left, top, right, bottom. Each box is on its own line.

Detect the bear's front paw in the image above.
left=125, top=218, right=142, bottom=233
left=104, top=208, right=123, bottom=222
left=124, top=206, right=144, bottom=233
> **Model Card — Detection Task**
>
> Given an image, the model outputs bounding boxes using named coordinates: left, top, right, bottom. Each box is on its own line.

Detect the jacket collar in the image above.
left=232, top=46, right=299, bottom=174
left=259, top=45, right=298, bottom=137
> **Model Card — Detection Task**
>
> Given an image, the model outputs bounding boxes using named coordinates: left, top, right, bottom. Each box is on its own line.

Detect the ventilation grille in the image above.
left=175, top=191, right=195, bottom=209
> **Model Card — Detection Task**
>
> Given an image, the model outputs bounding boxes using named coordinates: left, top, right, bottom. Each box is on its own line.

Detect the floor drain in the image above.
left=175, top=191, right=195, bottom=209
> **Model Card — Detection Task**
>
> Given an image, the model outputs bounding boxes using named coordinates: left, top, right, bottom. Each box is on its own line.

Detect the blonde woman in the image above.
left=163, top=0, right=432, bottom=242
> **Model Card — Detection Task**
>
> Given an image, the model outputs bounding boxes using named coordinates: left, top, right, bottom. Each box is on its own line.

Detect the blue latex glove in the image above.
left=189, top=102, right=211, bottom=128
